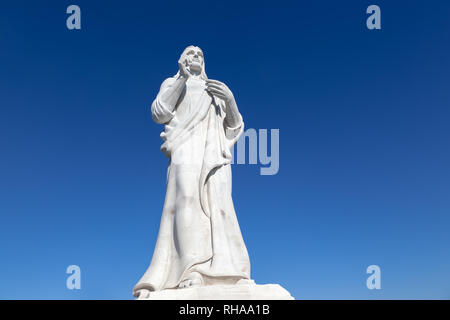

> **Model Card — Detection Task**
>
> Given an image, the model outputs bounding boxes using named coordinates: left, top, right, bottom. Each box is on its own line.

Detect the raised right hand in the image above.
left=178, top=58, right=190, bottom=79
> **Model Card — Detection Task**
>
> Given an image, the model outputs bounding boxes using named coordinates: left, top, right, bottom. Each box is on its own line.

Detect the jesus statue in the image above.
left=133, top=46, right=251, bottom=299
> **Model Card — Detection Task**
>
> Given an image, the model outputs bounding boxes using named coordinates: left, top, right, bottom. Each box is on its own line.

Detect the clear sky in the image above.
left=0, top=1, right=449, bottom=299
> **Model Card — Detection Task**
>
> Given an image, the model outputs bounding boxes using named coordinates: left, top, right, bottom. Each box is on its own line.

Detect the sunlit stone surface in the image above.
left=136, top=280, right=294, bottom=300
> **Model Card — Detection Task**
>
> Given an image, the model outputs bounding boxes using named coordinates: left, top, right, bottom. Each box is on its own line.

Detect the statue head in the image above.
left=177, top=45, right=208, bottom=79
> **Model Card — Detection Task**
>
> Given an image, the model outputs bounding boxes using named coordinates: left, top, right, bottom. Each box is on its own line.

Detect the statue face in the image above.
left=184, top=47, right=204, bottom=73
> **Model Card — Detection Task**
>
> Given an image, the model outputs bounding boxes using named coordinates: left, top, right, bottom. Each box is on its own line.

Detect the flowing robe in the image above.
left=133, top=76, right=250, bottom=294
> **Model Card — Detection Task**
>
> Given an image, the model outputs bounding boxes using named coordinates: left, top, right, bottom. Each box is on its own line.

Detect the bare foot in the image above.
left=178, top=272, right=203, bottom=288
left=135, top=289, right=151, bottom=300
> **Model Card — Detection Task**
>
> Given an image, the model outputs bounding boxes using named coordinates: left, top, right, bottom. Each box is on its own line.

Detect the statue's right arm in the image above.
left=151, top=75, right=187, bottom=124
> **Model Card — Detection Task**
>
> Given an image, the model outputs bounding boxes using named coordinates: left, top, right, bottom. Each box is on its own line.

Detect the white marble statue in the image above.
left=133, top=46, right=293, bottom=300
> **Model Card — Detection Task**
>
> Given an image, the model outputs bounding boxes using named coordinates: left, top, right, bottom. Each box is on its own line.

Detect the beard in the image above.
left=189, top=61, right=202, bottom=73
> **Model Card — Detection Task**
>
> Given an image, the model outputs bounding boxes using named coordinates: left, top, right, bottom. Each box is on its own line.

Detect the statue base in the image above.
left=136, top=280, right=294, bottom=300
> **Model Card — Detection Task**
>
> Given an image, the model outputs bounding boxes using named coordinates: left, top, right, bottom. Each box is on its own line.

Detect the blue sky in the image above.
left=0, top=0, right=449, bottom=299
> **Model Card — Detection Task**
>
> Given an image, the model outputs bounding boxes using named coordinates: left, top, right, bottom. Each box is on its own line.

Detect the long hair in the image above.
left=173, top=45, right=208, bottom=80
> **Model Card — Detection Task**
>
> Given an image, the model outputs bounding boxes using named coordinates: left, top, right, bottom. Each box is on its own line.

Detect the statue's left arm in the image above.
left=205, top=79, right=242, bottom=131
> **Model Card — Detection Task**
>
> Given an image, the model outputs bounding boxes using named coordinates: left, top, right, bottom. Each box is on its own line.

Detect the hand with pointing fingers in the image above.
left=205, top=79, right=234, bottom=103
left=178, top=58, right=190, bottom=79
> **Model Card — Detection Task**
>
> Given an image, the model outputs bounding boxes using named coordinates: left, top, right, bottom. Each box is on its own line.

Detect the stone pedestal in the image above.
left=137, top=280, right=294, bottom=300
